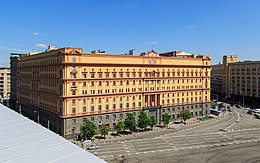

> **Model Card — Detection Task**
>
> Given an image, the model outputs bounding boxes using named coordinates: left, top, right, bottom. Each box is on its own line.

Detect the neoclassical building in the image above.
left=15, top=47, right=211, bottom=138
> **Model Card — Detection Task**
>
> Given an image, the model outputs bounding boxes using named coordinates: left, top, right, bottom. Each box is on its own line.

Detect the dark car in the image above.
left=247, top=110, right=253, bottom=114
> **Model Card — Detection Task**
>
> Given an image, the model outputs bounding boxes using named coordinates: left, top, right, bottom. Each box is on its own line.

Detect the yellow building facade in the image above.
left=17, top=47, right=211, bottom=138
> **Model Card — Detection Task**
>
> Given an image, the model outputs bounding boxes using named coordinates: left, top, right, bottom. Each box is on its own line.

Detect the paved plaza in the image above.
left=89, top=107, right=260, bottom=162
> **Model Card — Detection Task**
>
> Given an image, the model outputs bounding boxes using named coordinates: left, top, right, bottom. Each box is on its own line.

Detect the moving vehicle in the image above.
left=87, top=144, right=99, bottom=150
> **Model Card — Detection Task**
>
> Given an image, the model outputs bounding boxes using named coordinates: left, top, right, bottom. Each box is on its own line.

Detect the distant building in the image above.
left=211, top=55, right=260, bottom=107
left=0, top=66, right=10, bottom=100
left=14, top=47, right=211, bottom=138
left=9, top=53, right=21, bottom=109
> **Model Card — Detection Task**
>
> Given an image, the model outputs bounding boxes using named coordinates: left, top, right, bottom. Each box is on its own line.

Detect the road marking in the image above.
left=138, top=147, right=154, bottom=150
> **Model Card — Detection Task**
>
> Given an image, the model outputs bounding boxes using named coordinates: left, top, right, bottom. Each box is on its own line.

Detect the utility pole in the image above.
left=47, top=120, right=50, bottom=129
left=34, top=110, right=40, bottom=124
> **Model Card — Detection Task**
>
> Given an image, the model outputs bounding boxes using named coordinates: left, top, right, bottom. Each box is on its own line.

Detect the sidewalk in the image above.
left=91, top=113, right=228, bottom=143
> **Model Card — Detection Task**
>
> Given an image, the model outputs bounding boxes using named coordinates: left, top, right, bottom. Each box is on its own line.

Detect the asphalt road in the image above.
left=93, top=108, right=260, bottom=162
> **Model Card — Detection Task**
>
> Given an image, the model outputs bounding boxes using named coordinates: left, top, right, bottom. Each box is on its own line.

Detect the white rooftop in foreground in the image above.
left=0, top=104, right=106, bottom=163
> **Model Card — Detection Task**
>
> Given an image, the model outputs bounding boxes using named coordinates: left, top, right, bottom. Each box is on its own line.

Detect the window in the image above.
left=113, top=104, right=116, bottom=110
left=72, top=91, right=76, bottom=95
left=106, top=73, right=109, bottom=78
left=83, top=74, right=86, bottom=78
left=113, top=73, right=116, bottom=78
left=91, top=81, right=94, bottom=86
left=120, top=103, right=123, bottom=109
left=120, top=73, right=123, bottom=78
left=126, top=103, right=129, bottom=108
left=72, top=57, right=76, bottom=62
left=91, top=73, right=95, bottom=78
left=72, top=108, right=76, bottom=114
left=132, top=102, right=135, bottom=108
left=138, top=102, right=141, bottom=108
left=106, top=105, right=109, bottom=111
left=98, top=105, right=101, bottom=111
left=106, top=115, right=109, bottom=120
left=91, top=106, right=94, bottom=112
left=83, top=82, right=86, bottom=87
left=72, top=100, right=76, bottom=106
left=83, top=107, right=86, bottom=113
left=99, top=73, right=102, bottom=78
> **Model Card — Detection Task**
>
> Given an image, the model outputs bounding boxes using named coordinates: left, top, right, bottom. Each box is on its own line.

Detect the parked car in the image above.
left=87, top=144, right=99, bottom=150
left=247, top=110, right=253, bottom=114
left=253, top=109, right=260, bottom=113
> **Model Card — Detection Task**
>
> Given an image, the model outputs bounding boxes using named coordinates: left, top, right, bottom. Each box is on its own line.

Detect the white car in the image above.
left=87, top=144, right=99, bottom=150
left=253, top=109, right=260, bottom=113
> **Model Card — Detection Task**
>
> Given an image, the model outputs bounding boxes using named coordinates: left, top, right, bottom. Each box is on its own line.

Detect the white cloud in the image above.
left=35, top=44, right=47, bottom=48
left=0, top=45, right=28, bottom=52
left=33, top=32, right=39, bottom=36
left=151, top=41, right=158, bottom=45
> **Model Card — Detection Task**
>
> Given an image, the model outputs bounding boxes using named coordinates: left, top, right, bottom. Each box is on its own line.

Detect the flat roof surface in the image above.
left=0, top=104, right=106, bottom=163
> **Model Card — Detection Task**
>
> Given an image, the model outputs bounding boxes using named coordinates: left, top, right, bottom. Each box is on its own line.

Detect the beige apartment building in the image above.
left=211, top=55, right=260, bottom=107
left=14, top=47, right=211, bottom=138
left=0, top=67, right=11, bottom=100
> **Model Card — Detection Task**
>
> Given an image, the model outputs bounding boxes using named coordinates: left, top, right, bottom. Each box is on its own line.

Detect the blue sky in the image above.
left=0, top=0, right=260, bottom=65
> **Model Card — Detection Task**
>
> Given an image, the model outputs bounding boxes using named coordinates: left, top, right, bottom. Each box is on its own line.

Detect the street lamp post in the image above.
left=19, top=104, right=21, bottom=114
left=240, top=91, right=245, bottom=107
left=34, top=110, right=40, bottom=124
left=47, top=120, right=50, bottom=130
left=230, top=89, right=233, bottom=103
left=16, top=101, right=22, bottom=114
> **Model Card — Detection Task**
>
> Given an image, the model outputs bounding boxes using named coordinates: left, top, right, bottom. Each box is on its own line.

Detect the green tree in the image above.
left=180, top=109, right=192, bottom=123
left=137, top=110, right=150, bottom=130
left=100, top=124, right=109, bottom=139
left=116, top=120, right=124, bottom=134
left=162, top=113, right=171, bottom=128
left=149, top=116, right=156, bottom=129
left=80, top=119, right=96, bottom=140
left=124, top=114, right=136, bottom=132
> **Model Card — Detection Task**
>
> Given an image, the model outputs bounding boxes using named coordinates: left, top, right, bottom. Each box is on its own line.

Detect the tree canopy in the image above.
left=100, top=124, right=109, bottom=138
left=149, top=116, right=156, bottom=128
left=137, top=110, right=150, bottom=130
left=80, top=119, right=96, bottom=140
left=116, top=120, right=124, bottom=134
left=180, top=109, right=192, bottom=123
left=162, top=113, right=171, bottom=127
left=124, top=114, right=136, bottom=132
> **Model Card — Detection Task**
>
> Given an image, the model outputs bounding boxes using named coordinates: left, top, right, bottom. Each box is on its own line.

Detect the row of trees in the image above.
left=80, top=109, right=192, bottom=140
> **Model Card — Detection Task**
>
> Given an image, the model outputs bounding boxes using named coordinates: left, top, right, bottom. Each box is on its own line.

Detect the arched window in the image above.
left=72, top=108, right=76, bottom=114
left=120, top=103, right=123, bottom=109
left=132, top=102, right=135, bottom=108
left=91, top=106, right=94, bottom=112
left=98, top=105, right=101, bottom=111
left=126, top=103, right=129, bottom=108
left=113, top=104, right=116, bottom=110
left=83, top=107, right=86, bottom=113
left=106, top=105, right=109, bottom=111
